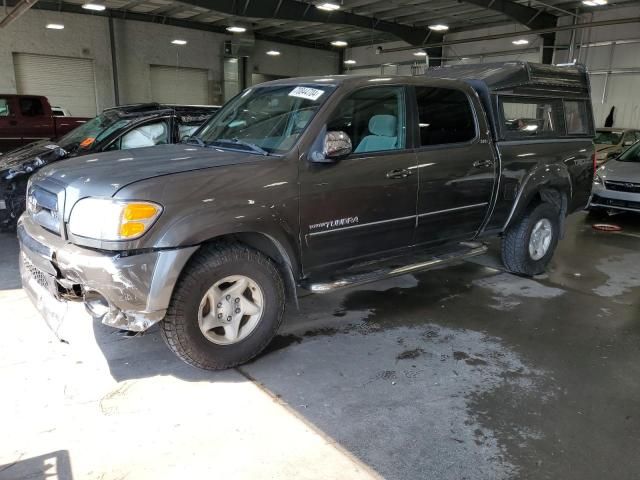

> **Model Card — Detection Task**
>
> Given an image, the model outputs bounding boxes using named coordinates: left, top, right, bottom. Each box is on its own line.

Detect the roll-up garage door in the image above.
left=13, top=53, right=97, bottom=117
left=150, top=65, right=209, bottom=105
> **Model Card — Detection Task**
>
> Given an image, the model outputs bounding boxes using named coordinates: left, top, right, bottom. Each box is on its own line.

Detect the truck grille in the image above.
left=27, top=185, right=62, bottom=236
left=605, top=180, right=640, bottom=194
left=22, top=254, right=51, bottom=291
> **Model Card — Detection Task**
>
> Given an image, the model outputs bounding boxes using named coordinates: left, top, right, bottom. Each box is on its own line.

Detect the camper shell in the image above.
left=424, top=61, right=594, bottom=139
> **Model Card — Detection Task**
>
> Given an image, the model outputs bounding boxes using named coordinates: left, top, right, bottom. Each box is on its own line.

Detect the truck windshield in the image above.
left=594, top=131, right=622, bottom=145
left=57, top=111, right=131, bottom=152
left=195, top=84, right=335, bottom=154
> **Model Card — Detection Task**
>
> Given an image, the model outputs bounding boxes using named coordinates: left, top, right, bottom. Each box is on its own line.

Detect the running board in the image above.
left=304, top=242, right=488, bottom=293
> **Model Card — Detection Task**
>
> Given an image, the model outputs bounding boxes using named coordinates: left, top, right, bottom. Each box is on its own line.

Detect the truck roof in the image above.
left=248, top=74, right=470, bottom=90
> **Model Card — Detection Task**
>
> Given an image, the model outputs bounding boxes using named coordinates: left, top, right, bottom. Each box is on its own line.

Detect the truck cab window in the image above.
left=564, top=100, right=590, bottom=135
left=0, top=98, right=9, bottom=116
left=414, top=87, right=476, bottom=146
left=19, top=97, right=44, bottom=117
left=327, top=86, right=406, bottom=154
left=501, top=98, right=563, bottom=138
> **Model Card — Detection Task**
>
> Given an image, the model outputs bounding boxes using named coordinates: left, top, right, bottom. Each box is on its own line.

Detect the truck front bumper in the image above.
left=589, top=183, right=640, bottom=213
left=18, top=215, right=198, bottom=339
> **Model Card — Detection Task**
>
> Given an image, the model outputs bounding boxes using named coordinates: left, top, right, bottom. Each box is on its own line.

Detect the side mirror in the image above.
left=623, top=140, right=634, bottom=147
left=314, top=131, right=352, bottom=163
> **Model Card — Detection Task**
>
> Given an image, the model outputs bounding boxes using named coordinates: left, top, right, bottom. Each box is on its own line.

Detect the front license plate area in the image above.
left=20, top=252, right=70, bottom=340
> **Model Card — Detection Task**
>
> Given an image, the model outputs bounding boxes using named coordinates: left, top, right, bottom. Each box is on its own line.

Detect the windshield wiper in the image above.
left=209, top=138, right=270, bottom=156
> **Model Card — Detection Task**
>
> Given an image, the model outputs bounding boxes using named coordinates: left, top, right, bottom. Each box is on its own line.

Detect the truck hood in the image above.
left=32, top=144, right=257, bottom=198
left=0, top=140, right=68, bottom=178
left=600, top=159, right=640, bottom=183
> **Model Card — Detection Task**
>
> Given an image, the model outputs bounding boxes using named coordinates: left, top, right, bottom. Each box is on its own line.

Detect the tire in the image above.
left=501, top=202, right=561, bottom=276
left=161, top=243, right=286, bottom=370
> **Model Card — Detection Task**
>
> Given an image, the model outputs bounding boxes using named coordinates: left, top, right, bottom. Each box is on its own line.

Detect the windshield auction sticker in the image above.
left=288, top=86, right=325, bottom=101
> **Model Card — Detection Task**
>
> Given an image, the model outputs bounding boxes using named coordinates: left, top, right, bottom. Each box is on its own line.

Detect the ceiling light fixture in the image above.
left=226, top=26, right=247, bottom=33
left=428, top=24, right=449, bottom=31
left=582, top=0, right=607, bottom=5
left=512, top=39, right=529, bottom=45
left=331, top=40, right=348, bottom=47
left=413, top=51, right=427, bottom=56
left=317, top=2, right=341, bottom=11
left=46, top=23, right=64, bottom=29
left=82, top=3, right=106, bottom=11
left=171, top=39, right=187, bottom=45
left=344, top=59, right=356, bottom=65
left=266, top=50, right=281, bottom=56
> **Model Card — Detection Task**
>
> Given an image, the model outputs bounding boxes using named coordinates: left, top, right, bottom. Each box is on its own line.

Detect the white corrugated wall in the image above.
left=150, top=65, right=209, bottom=105
left=13, top=53, right=98, bottom=117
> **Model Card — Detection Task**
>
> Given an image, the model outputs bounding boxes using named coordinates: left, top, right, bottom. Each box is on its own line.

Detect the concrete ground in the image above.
left=1, top=211, right=639, bottom=480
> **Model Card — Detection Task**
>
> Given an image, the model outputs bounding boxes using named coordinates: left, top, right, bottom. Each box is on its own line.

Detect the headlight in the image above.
left=5, top=156, right=46, bottom=180
left=593, top=173, right=604, bottom=185
left=69, top=198, right=162, bottom=241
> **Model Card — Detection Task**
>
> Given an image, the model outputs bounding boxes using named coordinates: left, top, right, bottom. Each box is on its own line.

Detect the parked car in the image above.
left=51, top=106, right=72, bottom=117
left=0, top=94, right=89, bottom=153
left=594, top=128, right=640, bottom=165
left=589, top=139, right=640, bottom=214
left=0, top=103, right=219, bottom=229
left=18, top=62, right=594, bottom=370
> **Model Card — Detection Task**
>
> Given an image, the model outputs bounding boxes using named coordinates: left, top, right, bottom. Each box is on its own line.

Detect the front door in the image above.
left=411, top=85, right=496, bottom=246
left=300, top=85, right=418, bottom=273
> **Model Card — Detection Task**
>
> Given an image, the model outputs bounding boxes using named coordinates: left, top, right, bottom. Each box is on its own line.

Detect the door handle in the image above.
left=386, top=168, right=414, bottom=179
left=472, top=159, right=493, bottom=169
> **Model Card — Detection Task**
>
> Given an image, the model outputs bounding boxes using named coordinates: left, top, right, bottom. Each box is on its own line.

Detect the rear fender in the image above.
left=503, top=162, right=571, bottom=233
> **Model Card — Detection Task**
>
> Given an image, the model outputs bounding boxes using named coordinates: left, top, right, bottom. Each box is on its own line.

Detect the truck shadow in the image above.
left=0, top=450, right=73, bottom=480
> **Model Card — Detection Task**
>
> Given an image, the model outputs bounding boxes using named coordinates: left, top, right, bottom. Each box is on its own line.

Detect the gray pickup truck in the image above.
left=18, top=62, right=595, bottom=370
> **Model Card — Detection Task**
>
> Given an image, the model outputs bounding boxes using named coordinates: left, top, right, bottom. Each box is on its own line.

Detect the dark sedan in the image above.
left=0, top=103, right=219, bottom=229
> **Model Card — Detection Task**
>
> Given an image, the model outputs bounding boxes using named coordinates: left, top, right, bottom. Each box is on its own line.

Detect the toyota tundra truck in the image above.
left=18, top=62, right=595, bottom=370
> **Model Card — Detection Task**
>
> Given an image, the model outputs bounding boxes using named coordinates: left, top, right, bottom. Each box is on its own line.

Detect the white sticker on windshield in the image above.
left=289, top=86, right=325, bottom=101
left=44, top=144, right=60, bottom=150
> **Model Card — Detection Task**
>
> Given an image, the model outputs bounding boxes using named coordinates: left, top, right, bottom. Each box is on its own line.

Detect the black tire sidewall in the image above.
left=165, top=246, right=284, bottom=369
left=521, top=203, right=560, bottom=274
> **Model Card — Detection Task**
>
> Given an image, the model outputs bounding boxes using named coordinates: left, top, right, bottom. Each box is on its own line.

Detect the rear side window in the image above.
left=0, top=98, right=9, bottom=116
left=415, top=87, right=476, bottom=146
left=564, top=100, right=591, bottom=135
left=19, top=97, right=44, bottom=117
left=500, top=97, right=564, bottom=139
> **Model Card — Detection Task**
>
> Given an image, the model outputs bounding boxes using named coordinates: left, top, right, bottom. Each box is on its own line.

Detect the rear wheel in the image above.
left=501, top=202, right=561, bottom=276
left=161, top=243, right=285, bottom=370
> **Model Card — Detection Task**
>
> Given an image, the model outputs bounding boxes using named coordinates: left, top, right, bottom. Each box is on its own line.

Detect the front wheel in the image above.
left=161, top=244, right=285, bottom=370
left=501, top=202, right=561, bottom=276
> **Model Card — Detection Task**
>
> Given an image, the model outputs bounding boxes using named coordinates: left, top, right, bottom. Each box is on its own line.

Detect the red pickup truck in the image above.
left=0, top=94, right=89, bottom=153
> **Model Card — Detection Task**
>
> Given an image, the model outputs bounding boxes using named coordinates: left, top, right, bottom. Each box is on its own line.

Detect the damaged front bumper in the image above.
left=18, top=215, right=198, bottom=340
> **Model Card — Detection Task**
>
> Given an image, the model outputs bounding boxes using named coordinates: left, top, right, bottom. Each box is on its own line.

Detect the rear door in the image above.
left=300, top=84, right=419, bottom=272
left=412, top=85, right=496, bottom=246
left=17, top=96, right=53, bottom=143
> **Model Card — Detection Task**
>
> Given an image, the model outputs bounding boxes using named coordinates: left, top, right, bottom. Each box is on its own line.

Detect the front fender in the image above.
left=503, top=162, right=572, bottom=231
